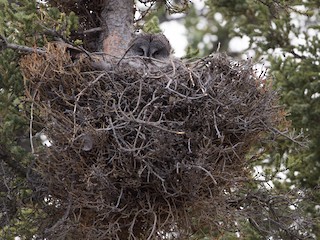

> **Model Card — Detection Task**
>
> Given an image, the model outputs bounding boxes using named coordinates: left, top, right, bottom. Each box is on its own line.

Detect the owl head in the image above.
left=126, top=33, right=172, bottom=60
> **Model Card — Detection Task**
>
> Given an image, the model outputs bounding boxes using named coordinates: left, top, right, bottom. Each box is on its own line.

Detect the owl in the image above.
left=126, top=33, right=172, bottom=60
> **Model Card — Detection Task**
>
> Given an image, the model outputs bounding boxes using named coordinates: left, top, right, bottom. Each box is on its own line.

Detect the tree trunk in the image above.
left=100, top=0, right=134, bottom=57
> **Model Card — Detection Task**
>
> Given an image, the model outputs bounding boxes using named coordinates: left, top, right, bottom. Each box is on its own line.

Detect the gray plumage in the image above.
left=126, top=33, right=171, bottom=60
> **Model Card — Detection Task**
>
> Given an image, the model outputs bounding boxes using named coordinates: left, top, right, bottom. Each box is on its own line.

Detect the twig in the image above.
left=29, top=102, right=35, bottom=154
left=188, top=165, right=217, bottom=185
left=44, top=197, right=72, bottom=235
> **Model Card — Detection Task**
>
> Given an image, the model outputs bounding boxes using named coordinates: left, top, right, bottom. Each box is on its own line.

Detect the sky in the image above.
left=160, top=20, right=188, bottom=57
left=160, top=22, right=250, bottom=58
left=159, top=1, right=250, bottom=58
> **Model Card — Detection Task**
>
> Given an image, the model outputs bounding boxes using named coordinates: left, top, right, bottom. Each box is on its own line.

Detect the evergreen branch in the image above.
left=7, top=42, right=46, bottom=55
left=0, top=146, right=28, bottom=178
left=41, top=26, right=91, bottom=57
left=0, top=34, right=91, bottom=58
left=0, top=34, right=46, bottom=55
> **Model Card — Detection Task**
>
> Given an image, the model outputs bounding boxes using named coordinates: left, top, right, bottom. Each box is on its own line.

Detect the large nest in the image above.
left=21, top=43, right=282, bottom=239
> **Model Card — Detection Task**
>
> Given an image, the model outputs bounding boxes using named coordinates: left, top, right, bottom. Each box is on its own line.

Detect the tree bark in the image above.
left=100, top=0, right=134, bottom=57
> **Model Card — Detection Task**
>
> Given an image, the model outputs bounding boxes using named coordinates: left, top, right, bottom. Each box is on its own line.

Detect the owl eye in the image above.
left=152, top=50, right=161, bottom=59
left=136, top=47, right=145, bottom=56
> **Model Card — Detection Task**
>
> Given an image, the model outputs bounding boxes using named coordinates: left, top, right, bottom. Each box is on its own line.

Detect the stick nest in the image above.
left=21, top=43, right=283, bottom=239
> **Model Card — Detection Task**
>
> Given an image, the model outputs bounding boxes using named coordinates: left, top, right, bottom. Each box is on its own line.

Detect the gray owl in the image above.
left=126, top=33, right=172, bottom=60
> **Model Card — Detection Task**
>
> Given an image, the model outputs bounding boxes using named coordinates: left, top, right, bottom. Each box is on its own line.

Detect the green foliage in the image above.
left=271, top=30, right=320, bottom=194
left=46, top=8, right=79, bottom=37
left=143, top=15, right=162, bottom=33
left=0, top=0, right=38, bottom=39
left=0, top=34, right=36, bottom=240
left=0, top=1, right=79, bottom=238
left=184, top=45, right=200, bottom=59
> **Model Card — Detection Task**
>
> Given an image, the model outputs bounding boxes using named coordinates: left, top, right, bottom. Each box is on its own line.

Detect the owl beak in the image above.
left=146, top=47, right=152, bottom=58
left=148, top=48, right=154, bottom=58
left=142, top=46, right=149, bottom=57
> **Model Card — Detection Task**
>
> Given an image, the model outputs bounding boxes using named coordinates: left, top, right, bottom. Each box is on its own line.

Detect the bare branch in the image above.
left=0, top=34, right=46, bottom=55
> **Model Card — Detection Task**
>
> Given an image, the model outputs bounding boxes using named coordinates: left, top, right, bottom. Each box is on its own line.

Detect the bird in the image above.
left=126, top=33, right=172, bottom=60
